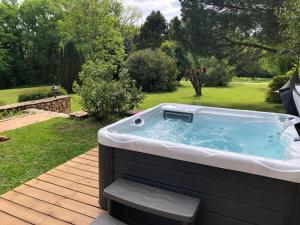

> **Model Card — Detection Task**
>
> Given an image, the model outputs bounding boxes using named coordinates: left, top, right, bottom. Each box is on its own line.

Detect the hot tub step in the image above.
left=90, top=214, right=128, bottom=225
left=104, top=179, right=201, bottom=223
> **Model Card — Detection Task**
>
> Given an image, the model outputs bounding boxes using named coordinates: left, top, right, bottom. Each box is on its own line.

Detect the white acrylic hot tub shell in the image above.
left=98, top=104, right=300, bottom=183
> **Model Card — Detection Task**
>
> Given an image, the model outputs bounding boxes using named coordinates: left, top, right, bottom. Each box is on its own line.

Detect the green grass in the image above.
left=0, top=118, right=105, bottom=194
left=0, top=86, right=80, bottom=112
left=138, top=79, right=283, bottom=113
left=0, top=78, right=283, bottom=113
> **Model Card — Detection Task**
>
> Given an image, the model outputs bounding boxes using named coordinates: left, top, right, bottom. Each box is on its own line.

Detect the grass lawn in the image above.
left=0, top=85, right=81, bottom=112
left=139, top=79, right=283, bottom=113
left=0, top=78, right=283, bottom=113
left=0, top=118, right=105, bottom=194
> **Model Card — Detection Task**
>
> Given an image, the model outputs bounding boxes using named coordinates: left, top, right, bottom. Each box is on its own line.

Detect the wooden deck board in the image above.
left=55, top=164, right=99, bottom=181
left=0, top=148, right=104, bottom=225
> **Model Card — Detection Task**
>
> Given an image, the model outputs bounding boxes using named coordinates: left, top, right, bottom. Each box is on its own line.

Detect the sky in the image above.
left=122, top=0, right=181, bottom=22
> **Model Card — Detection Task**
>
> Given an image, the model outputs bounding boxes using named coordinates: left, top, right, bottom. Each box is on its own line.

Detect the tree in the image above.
left=179, top=0, right=283, bottom=58
left=0, top=43, right=11, bottom=87
left=119, top=6, right=142, bottom=54
left=0, top=0, right=65, bottom=87
left=0, top=0, right=23, bottom=87
left=279, top=0, right=300, bottom=60
left=59, top=41, right=84, bottom=93
left=19, top=0, right=64, bottom=84
left=59, top=0, right=125, bottom=65
left=135, top=11, right=168, bottom=50
left=160, top=41, right=191, bottom=81
left=186, top=67, right=206, bottom=96
left=186, top=56, right=234, bottom=96
left=169, top=16, right=184, bottom=44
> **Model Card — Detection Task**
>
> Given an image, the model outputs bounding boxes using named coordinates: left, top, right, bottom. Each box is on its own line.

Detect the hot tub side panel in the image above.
left=99, top=145, right=300, bottom=225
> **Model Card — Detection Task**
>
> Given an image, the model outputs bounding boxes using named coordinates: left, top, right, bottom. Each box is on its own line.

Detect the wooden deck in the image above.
left=0, top=147, right=104, bottom=225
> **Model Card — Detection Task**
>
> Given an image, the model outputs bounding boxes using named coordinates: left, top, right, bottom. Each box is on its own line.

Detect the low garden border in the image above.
left=0, top=96, right=71, bottom=114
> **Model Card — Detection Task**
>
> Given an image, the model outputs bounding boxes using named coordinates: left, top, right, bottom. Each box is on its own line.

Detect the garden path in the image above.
left=0, top=109, right=69, bottom=132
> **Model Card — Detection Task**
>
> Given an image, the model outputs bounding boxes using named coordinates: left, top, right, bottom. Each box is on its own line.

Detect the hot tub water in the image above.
left=114, top=112, right=289, bottom=160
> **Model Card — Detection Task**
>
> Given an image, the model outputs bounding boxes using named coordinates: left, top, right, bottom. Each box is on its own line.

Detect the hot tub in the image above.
left=98, top=104, right=300, bottom=225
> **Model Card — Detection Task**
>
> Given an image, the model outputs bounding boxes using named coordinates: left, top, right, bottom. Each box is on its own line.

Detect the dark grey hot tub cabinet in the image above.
left=99, top=144, right=300, bottom=225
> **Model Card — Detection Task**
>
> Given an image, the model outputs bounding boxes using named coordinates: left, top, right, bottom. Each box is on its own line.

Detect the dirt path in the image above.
left=0, top=109, right=69, bottom=133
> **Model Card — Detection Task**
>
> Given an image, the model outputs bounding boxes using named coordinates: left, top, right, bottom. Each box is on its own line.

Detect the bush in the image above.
left=18, top=87, right=67, bottom=102
left=266, top=75, right=291, bottom=103
left=126, top=49, right=178, bottom=92
left=0, top=109, right=25, bottom=120
left=204, top=62, right=234, bottom=87
left=74, top=61, right=144, bottom=121
left=235, top=62, right=272, bottom=78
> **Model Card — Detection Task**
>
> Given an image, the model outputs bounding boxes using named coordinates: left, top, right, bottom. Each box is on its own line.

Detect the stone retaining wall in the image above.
left=0, top=96, right=71, bottom=114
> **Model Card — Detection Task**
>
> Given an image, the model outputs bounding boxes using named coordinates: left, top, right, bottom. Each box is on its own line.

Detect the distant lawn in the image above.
left=139, top=79, right=283, bottom=113
left=0, top=77, right=283, bottom=113
left=0, top=118, right=105, bottom=194
left=0, top=85, right=80, bottom=112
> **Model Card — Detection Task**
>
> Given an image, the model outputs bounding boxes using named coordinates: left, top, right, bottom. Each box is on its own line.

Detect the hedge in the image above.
left=18, top=87, right=67, bottom=102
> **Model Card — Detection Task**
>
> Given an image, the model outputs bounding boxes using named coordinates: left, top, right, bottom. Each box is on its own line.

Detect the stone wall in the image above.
left=0, top=96, right=71, bottom=114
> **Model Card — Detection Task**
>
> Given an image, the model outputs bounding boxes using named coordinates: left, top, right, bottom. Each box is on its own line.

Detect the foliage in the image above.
left=0, top=0, right=129, bottom=89
left=169, top=16, right=183, bottom=42
left=235, top=61, right=271, bottom=78
left=0, top=43, right=10, bottom=84
left=178, top=0, right=283, bottom=58
left=260, top=55, right=297, bottom=76
left=185, top=56, right=234, bottom=96
left=18, top=86, right=67, bottom=102
left=119, top=6, right=142, bottom=54
left=196, top=57, right=234, bottom=87
left=266, top=75, right=291, bottom=103
left=75, top=61, right=144, bottom=120
left=0, top=0, right=65, bottom=88
left=160, top=41, right=191, bottom=81
left=59, top=41, right=84, bottom=93
left=135, top=11, right=168, bottom=50
left=126, top=49, right=178, bottom=92
left=0, top=0, right=23, bottom=88
left=59, top=0, right=125, bottom=65
left=279, top=0, right=300, bottom=58
left=0, top=109, right=26, bottom=120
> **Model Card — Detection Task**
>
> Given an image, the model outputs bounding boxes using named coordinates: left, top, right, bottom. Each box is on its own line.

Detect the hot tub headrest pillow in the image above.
left=294, top=123, right=300, bottom=137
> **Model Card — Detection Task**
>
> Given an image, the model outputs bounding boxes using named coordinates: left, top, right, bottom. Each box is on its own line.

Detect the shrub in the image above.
left=266, top=75, right=291, bottom=103
left=0, top=109, right=25, bottom=120
left=74, top=61, right=144, bottom=121
left=125, top=49, right=178, bottom=92
left=18, top=87, right=67, bottom=102
left=203, top=58, right=234, bottom=87
left=235, top=61, right=272, bottom=78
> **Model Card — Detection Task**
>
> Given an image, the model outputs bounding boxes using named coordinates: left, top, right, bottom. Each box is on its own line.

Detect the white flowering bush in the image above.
left=74, top=61, right=144, bottom=120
